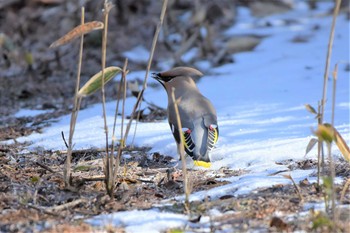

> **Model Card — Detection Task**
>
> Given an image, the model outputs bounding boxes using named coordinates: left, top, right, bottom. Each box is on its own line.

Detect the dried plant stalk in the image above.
left=320, top=0, right=341, bottom=123
left=170, top=87, right=191, bottom=214
left=124, top=0, right=168, bottom=143
left=100, top=1, right=114, bottom=197
left=111, top=59, right=128, bottom=177
left=64, top=7, right=85, bottom=187
left=321, top=0, right=341, bottom=223
left=283, top=174, right=303, bottom=203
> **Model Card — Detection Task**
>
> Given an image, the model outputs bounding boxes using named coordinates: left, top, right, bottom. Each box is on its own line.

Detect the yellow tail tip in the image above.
left=193, top=160, right=211, bottom=168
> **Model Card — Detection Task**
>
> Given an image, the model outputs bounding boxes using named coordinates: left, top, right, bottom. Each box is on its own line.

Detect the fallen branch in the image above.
left=45, top=198, right=87, bottom=213
left=27, top=204, right=63, bottom=217
left=35, top=161, right=60, bottom=175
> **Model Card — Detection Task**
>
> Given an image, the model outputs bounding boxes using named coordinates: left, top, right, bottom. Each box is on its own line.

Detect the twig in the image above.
left=174, top=29, right=199, bottom=61
left=80, top=176, right=106, bottom=182
left=27, top=204, right=63, bottom=217
left=59, top=148, right=106, bottom=154
left=46, top=198, right=87, bottom=213
left=61, top=131, right=69, bottom=148
left=35, top=162, right=61, bottom=176
left=288, top=174, right=304, bottom=203
left=124, top=0, right=168, bottom=144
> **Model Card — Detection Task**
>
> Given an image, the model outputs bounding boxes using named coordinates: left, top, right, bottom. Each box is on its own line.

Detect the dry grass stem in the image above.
left=124, top=0, right=168, bottom=144
left=317, top=101, right=322, bottom=186
left=283, top=174, right=304, bottom=203
left=100, top=1, right=114, bottom=196
left=331, top=63, right=338, bottom=126
left=340, top=178, right=350, bottom=203
left=65, top=7, right=85, bottom=187
left=322, top=0, right=341, bottom=223
left=114, top=59, right=128, bottom=177
left=320, top=0, right=341, bottom=123
left=111, top=59, right=128, bottom=149
left=170, top=87, right=191, bottom=214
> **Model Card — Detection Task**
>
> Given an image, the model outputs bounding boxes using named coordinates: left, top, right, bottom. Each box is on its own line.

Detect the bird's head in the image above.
left=151, top=67, right=203, bottom=89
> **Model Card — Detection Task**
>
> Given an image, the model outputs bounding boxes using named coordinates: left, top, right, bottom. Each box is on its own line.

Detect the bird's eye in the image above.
left=163, top=76, right=174, bottom=82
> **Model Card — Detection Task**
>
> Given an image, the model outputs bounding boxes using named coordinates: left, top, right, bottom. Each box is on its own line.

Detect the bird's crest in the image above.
left=151, top=67, right=203, bottom=83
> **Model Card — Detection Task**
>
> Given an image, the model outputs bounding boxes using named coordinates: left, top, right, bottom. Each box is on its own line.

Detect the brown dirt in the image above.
left=1, top=142, right=350, bottom=232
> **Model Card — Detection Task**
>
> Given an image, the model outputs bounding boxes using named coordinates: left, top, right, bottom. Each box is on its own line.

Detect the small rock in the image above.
left=270, top=216, right=289, bottom=231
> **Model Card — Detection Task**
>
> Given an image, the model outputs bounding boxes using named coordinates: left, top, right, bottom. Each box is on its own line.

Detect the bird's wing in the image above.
left=202, top=114, right=219, bottom=152
left=169, top=123, right=195, bottom=157
left=207, top=124, right=219, bottom=152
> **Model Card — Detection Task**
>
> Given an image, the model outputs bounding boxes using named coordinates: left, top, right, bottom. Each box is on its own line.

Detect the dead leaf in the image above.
left=305, top=138, right=318, bottom=156
left=305, top=104, right=317, bottom=115
left=334, top=128, right=350, bottom=161
left=50, top=21, right=104, bottom=48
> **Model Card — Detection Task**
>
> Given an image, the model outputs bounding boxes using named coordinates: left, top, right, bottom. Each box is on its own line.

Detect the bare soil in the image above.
left=1, top=141, right=349, bottom=232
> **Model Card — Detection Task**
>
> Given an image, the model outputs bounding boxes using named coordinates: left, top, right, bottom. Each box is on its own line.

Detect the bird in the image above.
left=152, top=67, right=219, bottom=165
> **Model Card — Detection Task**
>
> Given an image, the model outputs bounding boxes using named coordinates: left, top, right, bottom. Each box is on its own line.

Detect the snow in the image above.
left=123, top=45, right=150, bottom=64
left=2, top=2, right=350, bottom=232
left=14, top=109, right=53, bottom=118
left=86, top=209, right=188, bottom=233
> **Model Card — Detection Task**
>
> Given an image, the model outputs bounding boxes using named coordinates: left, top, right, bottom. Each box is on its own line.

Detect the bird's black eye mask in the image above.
left=151, top=73, right=174, bottom=83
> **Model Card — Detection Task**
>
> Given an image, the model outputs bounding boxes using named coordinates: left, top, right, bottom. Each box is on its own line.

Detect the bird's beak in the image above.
left=152, top=72, right=166, bottom=89
left=151, top=73, right=162, bottom=82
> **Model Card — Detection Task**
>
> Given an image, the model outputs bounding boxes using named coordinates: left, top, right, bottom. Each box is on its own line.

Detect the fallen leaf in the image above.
left=305, top=138, right=318, bottom=156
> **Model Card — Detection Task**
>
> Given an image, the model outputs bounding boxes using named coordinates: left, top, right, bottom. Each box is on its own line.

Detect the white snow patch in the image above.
left=86, top=209, right=187, bottom=233
left=123, top=45, right=149, bottom=63
left=14, top=109, right=53, bottom=118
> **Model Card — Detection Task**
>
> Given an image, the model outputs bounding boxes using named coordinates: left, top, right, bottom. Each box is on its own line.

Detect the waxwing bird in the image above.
left=152, top=67, right=219, bottom=164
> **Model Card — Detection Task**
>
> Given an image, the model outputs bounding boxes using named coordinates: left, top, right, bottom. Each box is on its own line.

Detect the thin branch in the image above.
left=27, top=204, right=63, bottom=217
left=36, top=162, right=61, bottom=177
left=124, top=0, right=168, bottom=143
left=61, top=131, right=69, bottom=148
left=46, top=198, right=87, bottom=213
